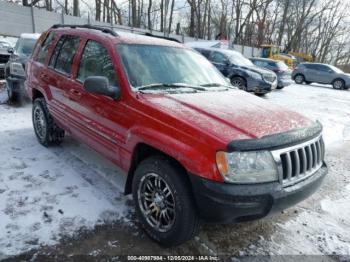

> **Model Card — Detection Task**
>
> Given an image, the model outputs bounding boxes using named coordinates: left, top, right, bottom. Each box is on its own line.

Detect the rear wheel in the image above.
left=132, top=156, right=200, bottom=246
left=294, top=74, right=305, bottom=84
left=231, top=76, right=247, bottom=90
left=333, top=79, right=345, bottom=90
left=33, top=98, right=65, bottom=146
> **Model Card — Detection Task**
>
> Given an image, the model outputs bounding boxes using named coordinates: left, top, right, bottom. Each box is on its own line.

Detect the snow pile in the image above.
left=266, top=84, right=350, bottom=146
left=0, top=99, right=128, bottom=257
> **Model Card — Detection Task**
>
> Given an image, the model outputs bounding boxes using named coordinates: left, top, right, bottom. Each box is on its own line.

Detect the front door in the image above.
left=71, top=39, right=125, bottom=164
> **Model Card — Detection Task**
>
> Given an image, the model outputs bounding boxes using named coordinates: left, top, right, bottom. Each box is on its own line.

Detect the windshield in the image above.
left=116, top=44, right=229, bottom=91
left=224, top=50, right=254, bottom=67
left=328, top=64, right=343, bottom=73
left=15, top=38, right=37, bottom=56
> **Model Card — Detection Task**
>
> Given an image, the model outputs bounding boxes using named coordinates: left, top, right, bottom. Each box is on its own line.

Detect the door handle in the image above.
left=69, top=89, right=82, bottom=100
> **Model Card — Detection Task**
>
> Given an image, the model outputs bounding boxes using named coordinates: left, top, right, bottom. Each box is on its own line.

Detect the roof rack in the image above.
left=144, top=32, right=181, bottom=43
left=51, top=24, right=118, bottom=37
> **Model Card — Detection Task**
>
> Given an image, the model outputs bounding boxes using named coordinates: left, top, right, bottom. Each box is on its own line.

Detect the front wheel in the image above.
left=333, top=79, right=345, bottom=90
left=132, top=156, right=200, bottom=246
left=231, top=76, right=247, bottom=90
left=33, top=98, right=65, bottom=146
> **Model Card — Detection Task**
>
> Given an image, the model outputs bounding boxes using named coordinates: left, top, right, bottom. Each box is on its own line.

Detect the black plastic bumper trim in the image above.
left=227, top=121, right=322, bottom=152
left=188, top=163, right=327, bottom=223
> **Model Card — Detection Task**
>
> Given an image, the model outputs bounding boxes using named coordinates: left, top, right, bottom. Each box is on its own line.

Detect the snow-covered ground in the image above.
left=0, top=83, right=350, bottom=258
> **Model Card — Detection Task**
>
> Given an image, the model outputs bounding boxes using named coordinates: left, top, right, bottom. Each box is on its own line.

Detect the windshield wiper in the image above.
left=136, top=83, right=206, bottom=92
left=200, top=83, right=235, bottom=89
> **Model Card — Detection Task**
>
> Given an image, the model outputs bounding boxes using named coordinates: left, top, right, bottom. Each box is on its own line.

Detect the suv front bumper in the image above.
left=189, top=163, right=327, bottom=223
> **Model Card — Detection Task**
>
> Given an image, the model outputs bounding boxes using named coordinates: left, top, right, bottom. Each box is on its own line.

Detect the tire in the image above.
left=132, top=156, right=200, bottom=246
left=6, top=81, right=18, bottom=103
left=332, top=79, right=345, bottom=90
left=231, top=76, right=247, bottom=90
left=294, top=74, right=305, bottom=84
left=32, top=98, right=65, bottom=146
left=277, top=85, right=284, bottom=89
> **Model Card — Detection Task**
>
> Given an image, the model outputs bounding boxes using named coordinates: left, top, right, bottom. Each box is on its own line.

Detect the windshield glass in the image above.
left=15, top=38, right=37, bottom=56
left=223, top=50, right=254, bottom=67
left=116, top=44, right=229, bottom=91
left=328, top=64, right=343, bottom=73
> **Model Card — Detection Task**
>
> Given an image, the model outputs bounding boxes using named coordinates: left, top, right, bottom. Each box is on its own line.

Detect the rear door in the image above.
left=45, top=35, right=81, bottom=129
left=304, top=64, right=319, bottom=82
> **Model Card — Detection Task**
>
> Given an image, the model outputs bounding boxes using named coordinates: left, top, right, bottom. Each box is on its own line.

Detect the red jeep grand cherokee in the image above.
left=26, top=24, right=327, bottom=246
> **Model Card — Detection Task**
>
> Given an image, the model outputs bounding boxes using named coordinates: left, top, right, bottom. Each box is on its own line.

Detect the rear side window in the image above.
left=196, top=49, right=210, bottom=58
left=49, top=35, right=80, bottom=75
left=210, top=52, right=227, bottom=63
left=36, top=32, right=55, bottom=63
left=77, top=40, right=117, bottom=86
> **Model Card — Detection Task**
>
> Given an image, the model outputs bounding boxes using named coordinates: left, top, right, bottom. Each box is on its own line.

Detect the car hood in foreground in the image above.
left=142, top=90, right=314, bottom=144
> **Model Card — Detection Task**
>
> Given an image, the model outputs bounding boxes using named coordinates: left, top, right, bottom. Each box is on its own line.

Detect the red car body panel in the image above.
left=26, top=27, right=315, bottom=183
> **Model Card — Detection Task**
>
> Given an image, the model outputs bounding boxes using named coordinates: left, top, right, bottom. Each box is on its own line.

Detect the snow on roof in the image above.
left=185, top=40, right=221, bottom=49
left=19, top=33, right=41, bottom=39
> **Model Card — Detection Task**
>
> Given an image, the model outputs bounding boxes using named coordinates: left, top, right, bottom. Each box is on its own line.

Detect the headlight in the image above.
left=247, top=71, right=262, bottom=80
left=216, top=151, right=278, bottom=183
left=10, top=62, right=25, bottom=77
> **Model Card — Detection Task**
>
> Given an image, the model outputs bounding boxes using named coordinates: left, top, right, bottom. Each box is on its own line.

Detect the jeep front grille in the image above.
left=272, top=135, right=324, bottom=187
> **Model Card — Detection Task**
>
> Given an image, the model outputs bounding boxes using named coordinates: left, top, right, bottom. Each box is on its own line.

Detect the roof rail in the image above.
left=144, top=33, right=181, bottom=43
left=51, top=24, right=118, bottom=37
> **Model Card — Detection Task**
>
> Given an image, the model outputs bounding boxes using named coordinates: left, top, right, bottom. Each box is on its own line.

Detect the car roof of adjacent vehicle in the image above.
left=250, top=57, right=278, bottom=62
left=49, top=24, right=185, bottom=48
left=19, top=33, right=41, bottom=39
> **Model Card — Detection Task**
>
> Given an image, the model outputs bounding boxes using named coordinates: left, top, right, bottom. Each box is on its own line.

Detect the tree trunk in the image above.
left=160, top=0, right=164, bottom=32
left=168, top=0, right=175, bottom=34
left=73, top=0, right=79, bottom=16
left=147, top=0, right=152, bottom=30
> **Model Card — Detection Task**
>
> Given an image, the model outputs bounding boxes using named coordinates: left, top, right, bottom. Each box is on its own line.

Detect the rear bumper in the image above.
left=189, top=163, right=327, bottom=223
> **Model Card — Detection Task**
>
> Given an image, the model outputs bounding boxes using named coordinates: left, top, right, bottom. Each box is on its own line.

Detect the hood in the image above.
left=244, top=65, right=275, bottom=76
left=142, top=90, right=314, bottom=145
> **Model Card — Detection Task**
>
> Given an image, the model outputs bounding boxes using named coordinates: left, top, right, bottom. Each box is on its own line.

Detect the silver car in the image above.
left=292, top=63, right=350, bottom=90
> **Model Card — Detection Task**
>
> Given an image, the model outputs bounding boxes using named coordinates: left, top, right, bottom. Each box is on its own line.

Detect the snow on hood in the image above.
left=142, top=90, right=314, bottom=144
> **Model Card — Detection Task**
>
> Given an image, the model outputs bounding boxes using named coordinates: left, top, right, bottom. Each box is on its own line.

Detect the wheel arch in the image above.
left=124, top=143, right=191, bottom=195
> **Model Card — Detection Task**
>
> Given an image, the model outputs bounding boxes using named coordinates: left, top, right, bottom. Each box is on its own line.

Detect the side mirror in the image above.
left=224, top=59, right=230, bottom=65
left=7, top=47, right=14, bottom=54
left=84, top=76, right=121, bottom=99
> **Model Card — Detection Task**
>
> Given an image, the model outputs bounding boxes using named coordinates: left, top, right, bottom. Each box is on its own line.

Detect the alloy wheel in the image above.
left=137, top=173, right=175, bottom=232
left=33, top=106, right=47, bottom=140
left=333, top=80, right=344, bottom=89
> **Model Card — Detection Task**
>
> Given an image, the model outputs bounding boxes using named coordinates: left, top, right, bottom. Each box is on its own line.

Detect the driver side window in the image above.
left=77, top=40, right=117, bottom=86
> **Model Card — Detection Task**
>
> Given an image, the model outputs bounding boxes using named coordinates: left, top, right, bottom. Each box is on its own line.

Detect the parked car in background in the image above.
left=292, top=63, right=350, bottom=90
left=26, top=24, right=327, bottom=246
left=5, top=33, right=40, bottom=102
left=195, top=47, right=277, bottom=95
left=0, top=40, right=12, bottom=79
left=250, top=58, right=293, bottom=89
